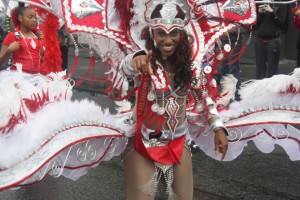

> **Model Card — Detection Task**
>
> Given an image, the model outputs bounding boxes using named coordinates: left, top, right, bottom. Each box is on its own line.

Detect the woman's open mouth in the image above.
left=160, top=45, right=176, bottom=54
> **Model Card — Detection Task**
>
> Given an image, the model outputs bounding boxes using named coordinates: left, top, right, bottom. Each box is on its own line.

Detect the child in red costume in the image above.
left=0, top=4, right=46, bottom=74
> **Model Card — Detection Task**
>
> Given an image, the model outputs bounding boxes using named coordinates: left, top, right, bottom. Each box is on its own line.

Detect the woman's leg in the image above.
left=122, top=142, right=156, bottom=200
left=172, top=146, right=193, bottom=200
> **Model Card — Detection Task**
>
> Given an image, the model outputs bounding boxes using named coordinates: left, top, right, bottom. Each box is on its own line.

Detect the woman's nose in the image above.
left=164, top=35, right=173, bottom=43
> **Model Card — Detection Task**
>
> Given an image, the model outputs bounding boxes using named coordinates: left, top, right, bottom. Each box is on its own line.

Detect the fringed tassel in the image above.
left=77, top=50, right=111, bottom=85
left=67, top=34, right=79, bottom=78
left=137, top=75, right=151, bottom=119
left=139, top=163, right=179, bottom=200
left=87, top=55, right=96, bottom=83
left=227, top=29, right=253, bottom=65
left=107, top=86, right=139, bottom=101
left=105, top=64, right=138, bottom=101
left=89, top=54, right=111, bottom=82
left=74, top=55, right=95, bottom=87
left=227, top=44, right=249, bottom=65
left=138, top=170, right=160, bottom=197
left=68, top=55, right=79, bottom=77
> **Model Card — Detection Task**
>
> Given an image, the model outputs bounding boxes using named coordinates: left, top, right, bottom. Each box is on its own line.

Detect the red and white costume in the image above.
left=3, top=32, right=45, bottom=74
left=0, top=0, right=300, bottom=194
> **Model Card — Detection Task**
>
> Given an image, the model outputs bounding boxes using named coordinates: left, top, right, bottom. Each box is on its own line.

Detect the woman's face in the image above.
left=152, top=28, right=181, bottom=58
left=19, top=8, right=37, bottom=30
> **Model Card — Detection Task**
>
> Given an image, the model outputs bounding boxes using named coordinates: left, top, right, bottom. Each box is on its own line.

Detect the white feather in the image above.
left=220, top=68, right=300, bottom=120
left=115, top=100, right=132, bottom=114
left=216, top=74, right=237, bottom=107
left=238, top=68, right=300, bottom=109
left=0, top=99, right=130, bottom=169
left=0, top=71, right=73, bottom=129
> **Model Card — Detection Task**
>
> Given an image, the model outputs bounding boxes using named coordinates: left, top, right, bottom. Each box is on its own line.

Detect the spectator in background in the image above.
left=254, top=2, right=287, bottom=79
left=0, top=26, right=5, bottom=49
left=214, top=27, right=244, bottom=101
left=293, top=5, right=300, bottom=68
left=57, top=30, right=68, bottom=72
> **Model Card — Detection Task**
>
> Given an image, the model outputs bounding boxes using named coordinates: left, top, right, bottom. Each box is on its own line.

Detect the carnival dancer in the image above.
left=6, top=0, right=292, bottom=197
left=119, top=3, right=228, bottom=199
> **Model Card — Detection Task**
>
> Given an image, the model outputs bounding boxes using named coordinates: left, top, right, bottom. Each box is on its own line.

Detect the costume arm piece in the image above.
left=119, top=50, right=146, bottom=78
left=189, top=87, right=228, bottom=135
left=205, top=96, right=228, bottom=135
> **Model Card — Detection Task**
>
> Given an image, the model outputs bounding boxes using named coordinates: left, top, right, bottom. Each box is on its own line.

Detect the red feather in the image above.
left=40, top=13, right=62, bottom=73
left=114, top=0, right=134, bottom=34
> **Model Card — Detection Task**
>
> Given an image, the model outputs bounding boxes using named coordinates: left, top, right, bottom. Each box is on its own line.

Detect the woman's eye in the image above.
left=170, top=32, right=179, bottom=36
left=158, top=32, right=165, bottom=37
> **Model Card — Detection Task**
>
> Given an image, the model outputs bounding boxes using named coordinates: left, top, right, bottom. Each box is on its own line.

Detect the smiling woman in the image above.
left=152, top=28, right=180, bottom=58
left=0, top=0, right=267, bottom=199
left=119, top=2, right=229, bottom=200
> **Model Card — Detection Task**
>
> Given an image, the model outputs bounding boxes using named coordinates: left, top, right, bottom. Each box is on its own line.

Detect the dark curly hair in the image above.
left=141, top=3, right=193, bottom=87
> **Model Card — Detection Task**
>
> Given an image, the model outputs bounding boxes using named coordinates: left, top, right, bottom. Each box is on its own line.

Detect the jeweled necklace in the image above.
left=162, top=56, right=174, bottom=77
left=19, top=31, right=40, bottom=69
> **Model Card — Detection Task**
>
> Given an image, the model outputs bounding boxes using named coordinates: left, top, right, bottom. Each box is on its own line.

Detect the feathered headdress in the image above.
left=144, top=0, right=192, bottom=33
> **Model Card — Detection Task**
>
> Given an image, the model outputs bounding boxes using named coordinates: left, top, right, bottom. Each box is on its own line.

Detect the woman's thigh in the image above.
left=122, top=145, right=155, bottom=200
left=173, top=146, right=194, bottom=200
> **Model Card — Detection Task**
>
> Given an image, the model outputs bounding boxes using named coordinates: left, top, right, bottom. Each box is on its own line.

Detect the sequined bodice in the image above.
left=156, top=85, right=188, bottom=131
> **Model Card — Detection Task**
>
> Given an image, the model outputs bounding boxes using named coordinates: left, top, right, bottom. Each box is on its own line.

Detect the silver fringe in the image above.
left=138, top=162, right=179, bottom=200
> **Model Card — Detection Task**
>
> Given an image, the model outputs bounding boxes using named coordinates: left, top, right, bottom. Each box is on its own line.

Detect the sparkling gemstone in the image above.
left=203, top=65, right=212, bottom=74
left=157, top=107, right=165, bottom=115
left=216, top=52, right=224, bottom=60
left=151, top=103, right=159, bottom=112
left=105, top=51, right=112, bottom=57
left=211, top=79, right=217, bottom=87
left=224, top=44, right=231, bottom=52
left=195, top=103, right=204, bottom=112
left=147, top=92, right=155, bottom=101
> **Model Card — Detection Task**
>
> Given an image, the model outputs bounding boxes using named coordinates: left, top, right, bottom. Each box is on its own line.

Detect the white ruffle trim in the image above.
left=190, top=69, right=300, bottom=161
left=0, top=99, right=130, bottom=169
left=0, top=100, right=133, bottom=190
left=190, top=124, right=300, bottom=161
